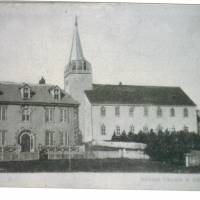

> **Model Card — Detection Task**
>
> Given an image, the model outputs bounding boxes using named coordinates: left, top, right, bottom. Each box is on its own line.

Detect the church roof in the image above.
left=0, top=82, right=78, bottom=106
left=85, top=84, right=196, bottom=106
left=69, top=16, right=84, bottom=61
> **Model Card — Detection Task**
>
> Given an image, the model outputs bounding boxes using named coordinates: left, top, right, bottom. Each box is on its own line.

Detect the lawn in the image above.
left=0, top=158, right=199, bottom=173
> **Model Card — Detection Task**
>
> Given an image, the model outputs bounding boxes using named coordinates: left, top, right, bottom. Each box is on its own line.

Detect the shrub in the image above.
left=111, top=129, right=200, bottom=165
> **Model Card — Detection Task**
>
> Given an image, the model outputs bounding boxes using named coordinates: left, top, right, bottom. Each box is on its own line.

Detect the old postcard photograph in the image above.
left=0, top=1, right=200, bottom=190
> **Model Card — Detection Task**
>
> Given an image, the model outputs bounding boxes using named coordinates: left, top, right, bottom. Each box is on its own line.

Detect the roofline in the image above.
left=89, top=103, right=196, bottom=107
left=0, top=101, right=79, bottom=107
left=92, top=83, right=181, bottom=89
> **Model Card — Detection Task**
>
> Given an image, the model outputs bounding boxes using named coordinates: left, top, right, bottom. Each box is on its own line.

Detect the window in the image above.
left=183, top=108, right=189, bottom=117
left=45, top=108, right=54, bottom=122
left=170, top=108, right=175, bottom=117
left=67, top=108, right=70, bottom=123
left=22, top=106, right=30, bottom=122
left=45, top=131, right=54, bottom=146
left=22, top=87, right=30, bottom=99
left=143, top=125, right=148, bottom=133
left=54, top=88, right=61, bottom=100
left=60, top=108, right=67, bottom=122
left=171, top=125, right=176, bottom=132
left=74, top=108, right=78, bottom=120
left=0, top=106, right=7, bottom=120
left=83, top=61, right=87, bottom=70
left=129, top=125, right=134, bottom=133
left=144, top=106, right=148, bottom=117
left=129, top=106, right=134, bottom=117
left=0, top=130, right=6, bottom=146
left=157, top=124, right=163, bottom=133
left=54, top=89, right=59, bottom=100
left=183, top=126, right=189, bottom=132
left=157, top=107, right=162, bottom=117
left=59, top=131, right=68, bottom=146
left=116, top=126, right=120, bottom=136
left=101, top=124, right=106, bottom=135
left=115, top=106, right=120, bottom=117
left=100, top=106, right=106, bottom=116
left=72, top=62, right=76, bottom=70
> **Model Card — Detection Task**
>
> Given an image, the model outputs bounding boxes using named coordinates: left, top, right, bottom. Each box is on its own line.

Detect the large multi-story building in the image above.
left=0, top=79, right=79, bottom=152
left=64, top=18, right=197, bottom=143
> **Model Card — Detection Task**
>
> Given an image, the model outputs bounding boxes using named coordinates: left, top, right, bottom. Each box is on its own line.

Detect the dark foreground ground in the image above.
left=0, top=158, right=199, bottom=173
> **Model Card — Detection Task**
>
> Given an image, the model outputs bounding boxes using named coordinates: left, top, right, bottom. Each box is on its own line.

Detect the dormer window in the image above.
left=50, top=86, right=62, bottom=100
left=23, top=87, right=29, bottom=99
left=54, top=88, right=60, bottom=100
left=20, top=84, right=31, bottom=100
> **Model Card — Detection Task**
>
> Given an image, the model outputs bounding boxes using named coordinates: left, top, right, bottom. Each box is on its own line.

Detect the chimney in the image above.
left=39, top=77, right=46, bottom=84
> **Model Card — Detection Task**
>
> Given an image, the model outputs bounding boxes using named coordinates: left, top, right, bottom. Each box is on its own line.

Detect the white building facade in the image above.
left=65, top=18, right=198, bottom=143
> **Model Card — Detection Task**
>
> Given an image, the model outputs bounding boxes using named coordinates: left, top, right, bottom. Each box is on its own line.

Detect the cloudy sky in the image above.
left=0, top=3, right=200, bottom=106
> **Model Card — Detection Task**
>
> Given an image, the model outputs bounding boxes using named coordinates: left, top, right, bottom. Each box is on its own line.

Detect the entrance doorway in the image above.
left=21, top=133, right=30, bottom=152
left=19, top=131, right=34, bottom=152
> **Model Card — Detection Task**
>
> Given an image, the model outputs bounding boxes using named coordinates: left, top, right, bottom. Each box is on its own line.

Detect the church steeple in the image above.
left=64, top=17, right=93, bottom=143
left=69, top=16, right=84, bottom=61
left=65, top=16, right=92, bottom=77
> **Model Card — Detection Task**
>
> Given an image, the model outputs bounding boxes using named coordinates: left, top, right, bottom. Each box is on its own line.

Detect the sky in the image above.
left=0, top=3, right=200, bottom=107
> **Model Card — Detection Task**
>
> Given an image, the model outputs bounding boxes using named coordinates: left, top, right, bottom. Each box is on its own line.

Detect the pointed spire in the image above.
left=69, top=16, right=84, bottom=61
left=75, top=15, right=78, bottom=26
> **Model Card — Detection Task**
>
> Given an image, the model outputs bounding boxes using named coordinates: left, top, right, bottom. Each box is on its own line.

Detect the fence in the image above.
left=0, top=151, right=39, bottom=161
left=93, top=141, right=147, bottom=150
left=48, top=151, right=84, bottom=160
left=85, top=149, right=149, bottom=159
left=185, top=150, right=200, bottom=167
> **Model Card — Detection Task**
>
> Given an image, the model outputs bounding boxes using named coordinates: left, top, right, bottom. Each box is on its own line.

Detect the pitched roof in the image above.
left=0, top=82, right=78, bottom=106
left=85, top=84, right=196, bottom=106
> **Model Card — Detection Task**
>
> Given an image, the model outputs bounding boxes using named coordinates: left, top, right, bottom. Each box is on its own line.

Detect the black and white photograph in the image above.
left=0, top=1, right=200, bottom=191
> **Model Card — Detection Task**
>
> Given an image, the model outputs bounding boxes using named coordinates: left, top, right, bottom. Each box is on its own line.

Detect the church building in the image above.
left=64, top=18, right=198, bottom=143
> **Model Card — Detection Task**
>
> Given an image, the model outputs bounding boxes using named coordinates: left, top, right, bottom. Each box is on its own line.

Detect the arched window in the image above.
left=183, top=108, right=189, bottom=117
left=129, top=125, right=134, bottom=133
left=116, top=126, right=120, bottom=136
left=144, top=106, right=148, bottom=116
left=170, top=108, right=175, bottom=117
left=100, top=106, right=106, bottom=116
left=101, top=124, right=106, bottom=135
left=115, top=106, right=120, bottom=117
left=72, top=62, right=76, bottom=70
left=83, top=61, right=87, bottom=70
left=157, top=107, right=162, bottom=117
left=129, top=106, right=134, bottom=117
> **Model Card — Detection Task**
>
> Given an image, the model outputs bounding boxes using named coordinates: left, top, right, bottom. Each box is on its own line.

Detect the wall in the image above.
left=64, top=73, right=93, bottom=142
left=0, top=104, right=79, bottom=151
left=84, top=95, right=93, bottom=142
left=185, top=150, right=200, bottom=167
left=90, top=104, right=197, bottom=142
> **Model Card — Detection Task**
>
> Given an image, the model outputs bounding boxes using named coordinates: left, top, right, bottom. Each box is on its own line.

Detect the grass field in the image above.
left=0, top=158, right=199, bottom=173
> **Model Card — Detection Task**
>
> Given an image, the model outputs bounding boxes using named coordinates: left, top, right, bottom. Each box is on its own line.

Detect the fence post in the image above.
left=185, top=154, right=189, bottom=167
left=68, top=145, right=71, bottom=171
left=1, top=146, right=4, bottom=161
left=17, top=145, right=21, bottom=161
